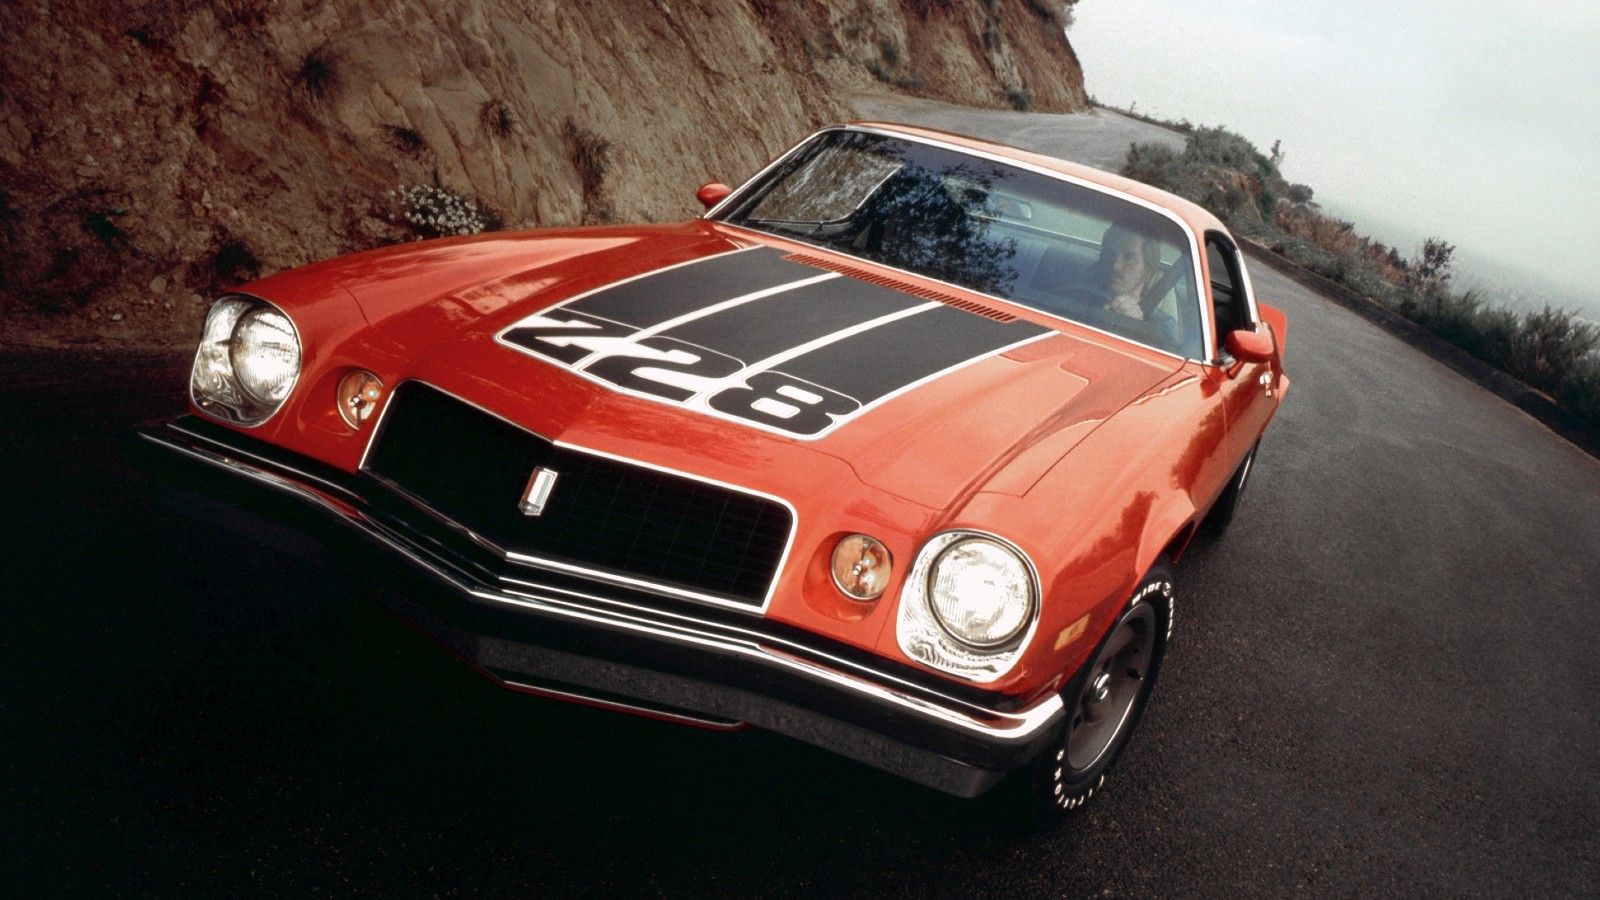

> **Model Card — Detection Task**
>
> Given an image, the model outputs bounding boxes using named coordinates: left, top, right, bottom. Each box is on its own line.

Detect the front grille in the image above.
left=362, top=382, right=792, bottom=608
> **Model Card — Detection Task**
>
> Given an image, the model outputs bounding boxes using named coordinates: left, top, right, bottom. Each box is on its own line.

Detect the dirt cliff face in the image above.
left=0, top=0, right=1086, bottom=347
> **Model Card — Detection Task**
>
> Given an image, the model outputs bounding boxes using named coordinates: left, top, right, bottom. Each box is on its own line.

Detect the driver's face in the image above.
left=1106, top=233, right=1150, bottom=296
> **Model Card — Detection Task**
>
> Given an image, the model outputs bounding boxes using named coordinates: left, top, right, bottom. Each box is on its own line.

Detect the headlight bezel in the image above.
left=189, top=294, right=302, bottom=428
left=895, top=529, right=1042, bottom=682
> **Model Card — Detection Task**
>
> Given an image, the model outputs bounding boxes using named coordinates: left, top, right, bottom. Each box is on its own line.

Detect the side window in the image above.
left=1205, top=235, right=1253, bottom=347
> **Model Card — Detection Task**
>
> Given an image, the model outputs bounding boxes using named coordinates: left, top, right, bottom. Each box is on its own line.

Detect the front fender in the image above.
left=915, top=368, right=1221, bottom=698
left=1136, top=493, right=1198, bottom=575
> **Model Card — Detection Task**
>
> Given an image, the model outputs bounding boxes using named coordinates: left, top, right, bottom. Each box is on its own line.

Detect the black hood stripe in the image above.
left=567, top=247, right=819, bottom=328
left=658, top=273, right=928, bottom=364
left=497, top=247, right=1051, bottom=438
left=777, top=304, right=1040, bottom=405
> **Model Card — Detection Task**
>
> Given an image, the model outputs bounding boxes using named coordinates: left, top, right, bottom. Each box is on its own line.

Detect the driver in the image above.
left=1096, top=224, right=1158, bottom=318
left=1089, top=224, right=1180, bottom=345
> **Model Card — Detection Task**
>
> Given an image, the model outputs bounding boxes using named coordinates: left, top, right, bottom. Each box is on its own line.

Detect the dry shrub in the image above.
left=12, top=188, right=139, bottom=313
left=563, top=119, right=613, bottom=221
left=563, top=119, right=609, bottom=196
left=385, top=125, right=427, bottom=155
left=481, top=100, right=514, bottom=138
left=297, top=47, right=338, bottom=102
left=910, top=0, right=957, bottom=17
left=1275, top=205, right=1407, bottom=286
left=1021, top=0, right=1062, bottom=24
left=210, top=234, right=260, bottom=287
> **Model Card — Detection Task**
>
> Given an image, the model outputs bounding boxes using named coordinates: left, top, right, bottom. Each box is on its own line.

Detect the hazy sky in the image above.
left=1070, top=0, right=1600, bottom=304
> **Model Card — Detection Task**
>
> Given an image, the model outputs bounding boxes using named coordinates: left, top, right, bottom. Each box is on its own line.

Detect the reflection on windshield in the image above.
left=856, top=159, right=1019, bottom=296
left=720, top=130, right=1203, bottom=359
left=745, top=141, right=903, bottom=224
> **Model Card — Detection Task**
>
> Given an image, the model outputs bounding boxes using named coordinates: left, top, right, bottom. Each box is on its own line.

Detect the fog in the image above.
left=1071, top=0, right=1600, bottom=314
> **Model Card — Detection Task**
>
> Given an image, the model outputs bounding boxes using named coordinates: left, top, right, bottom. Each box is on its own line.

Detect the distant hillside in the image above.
left=1316, top=199, right=1600, bottom=323
left=0, top=0, right=1088, bottom=347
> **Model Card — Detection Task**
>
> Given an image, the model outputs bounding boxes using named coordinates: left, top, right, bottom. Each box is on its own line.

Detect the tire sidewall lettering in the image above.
left=1038, top=568, right=1174, bottom=817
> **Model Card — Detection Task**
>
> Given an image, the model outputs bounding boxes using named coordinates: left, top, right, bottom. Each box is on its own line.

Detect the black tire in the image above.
left=1203, top=440, right=1259, bottom=537
left=1026, top=560, right=1173, bottom=820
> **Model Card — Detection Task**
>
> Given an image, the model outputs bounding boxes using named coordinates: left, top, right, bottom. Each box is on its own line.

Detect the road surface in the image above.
left=851, top=93, right=1185, bottom=172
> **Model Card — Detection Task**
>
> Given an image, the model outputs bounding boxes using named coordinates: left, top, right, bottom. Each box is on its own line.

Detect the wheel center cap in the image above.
left=1088, top=671, right=1112, bottom=705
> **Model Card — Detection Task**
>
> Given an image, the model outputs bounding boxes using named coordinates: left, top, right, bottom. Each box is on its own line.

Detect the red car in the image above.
left=142, top=123, right=1287, bottom=815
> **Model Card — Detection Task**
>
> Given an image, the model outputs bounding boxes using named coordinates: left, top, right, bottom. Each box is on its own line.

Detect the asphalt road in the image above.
left=851, top=94, right=1186, bottom=171
left=3, top=248, right=1598, bottom=895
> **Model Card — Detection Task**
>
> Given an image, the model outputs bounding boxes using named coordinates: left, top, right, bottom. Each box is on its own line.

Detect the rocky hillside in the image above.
left=0, top=0, right=1087, bottom=347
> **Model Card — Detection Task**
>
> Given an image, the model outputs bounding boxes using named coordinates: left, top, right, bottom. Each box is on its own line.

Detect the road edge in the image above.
left=1241, top=241, right=1600, bottom=462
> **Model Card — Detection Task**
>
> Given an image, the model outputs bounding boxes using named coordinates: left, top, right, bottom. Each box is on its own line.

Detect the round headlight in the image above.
left=927, top=538, right=1035, bottom=648
left=229, top=306, right=300, bottom=405
left=830, top=534, right=892, bottom=600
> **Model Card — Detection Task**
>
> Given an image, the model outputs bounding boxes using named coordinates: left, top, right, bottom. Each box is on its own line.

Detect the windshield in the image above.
left=717, top=130, right=1204, bottom=359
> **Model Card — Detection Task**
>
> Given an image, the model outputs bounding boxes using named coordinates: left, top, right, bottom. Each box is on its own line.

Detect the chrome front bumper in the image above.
left=135, top=417, right=1066, bottom=797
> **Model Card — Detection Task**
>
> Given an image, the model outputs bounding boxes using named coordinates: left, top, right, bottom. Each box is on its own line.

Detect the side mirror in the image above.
left=1224, top=327, right=1275, bottom=365
left=696, top=182, right=732, bottom=210
left=1258, top=303, right=1288, bottom=364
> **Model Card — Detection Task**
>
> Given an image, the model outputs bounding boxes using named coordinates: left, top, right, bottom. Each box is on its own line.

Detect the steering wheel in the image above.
left=1056, top=284, right=1111, bottom=314
left=1052, top=285, right=1166, bottom=346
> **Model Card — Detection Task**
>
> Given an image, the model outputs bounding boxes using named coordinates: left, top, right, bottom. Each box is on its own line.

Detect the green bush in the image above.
left=1505, top=305, right=1600, bottom=394
left=1413, top=289, right=1486, bottom=351
left=1184, top=125, right=1278, bottom=179
left=1471, top=306, right=1521, bottom=371
left=1123, top=130, right=1278, bottom=225
left=1407, top=293, right=1598, bottom=399
left=1121, top=141, right=1204, bottom=206
left=1558, top=354, right=1600, bottom=431
left=1121, top=141, right=1185, bottom=182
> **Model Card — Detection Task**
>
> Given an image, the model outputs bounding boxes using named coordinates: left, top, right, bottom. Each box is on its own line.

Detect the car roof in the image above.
left=846, top=120, right=1230, bottom=239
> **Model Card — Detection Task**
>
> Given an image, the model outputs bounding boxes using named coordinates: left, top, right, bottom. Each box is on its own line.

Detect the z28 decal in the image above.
left=496, top=247, right=1050, bottom=438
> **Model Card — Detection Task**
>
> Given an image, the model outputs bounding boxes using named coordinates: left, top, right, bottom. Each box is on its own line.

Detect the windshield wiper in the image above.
left=744, top=217, right=830, bottom=237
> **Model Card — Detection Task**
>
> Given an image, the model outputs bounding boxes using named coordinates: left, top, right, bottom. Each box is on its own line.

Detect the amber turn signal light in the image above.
left=830, top=534, right=892, bottom=601
left=336, top=370, right=384, bottom=429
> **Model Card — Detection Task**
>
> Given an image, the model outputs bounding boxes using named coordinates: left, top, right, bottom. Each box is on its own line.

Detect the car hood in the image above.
left=328, top=222, right=1182, bottom=510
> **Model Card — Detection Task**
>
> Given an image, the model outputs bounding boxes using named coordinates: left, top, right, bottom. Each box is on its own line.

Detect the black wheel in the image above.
left=1027, top=562, right=1173, bottom=819
left=1204, top=440, right=1259, bottom=536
